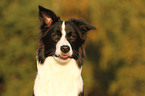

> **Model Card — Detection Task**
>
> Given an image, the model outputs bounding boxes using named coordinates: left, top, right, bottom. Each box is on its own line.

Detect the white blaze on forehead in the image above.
left=62, top=21, right=66, bottom=37
left=54, top=21, right=73, bottom=63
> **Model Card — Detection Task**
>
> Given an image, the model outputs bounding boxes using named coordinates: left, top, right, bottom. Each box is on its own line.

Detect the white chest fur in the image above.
left=34, top=56, right=83, bottom=96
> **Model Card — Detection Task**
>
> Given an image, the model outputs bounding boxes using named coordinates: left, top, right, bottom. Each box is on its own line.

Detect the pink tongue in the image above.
left=61, top=55, right=68, bottom=58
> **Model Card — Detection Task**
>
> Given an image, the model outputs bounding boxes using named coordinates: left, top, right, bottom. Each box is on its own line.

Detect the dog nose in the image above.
left=61, top=45, right=70, bottom=53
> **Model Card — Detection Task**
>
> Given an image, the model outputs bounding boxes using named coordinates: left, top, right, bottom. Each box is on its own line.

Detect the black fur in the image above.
left=79, top=91, right=84, bottom=96
left=32, top=92, right=34, bottom=96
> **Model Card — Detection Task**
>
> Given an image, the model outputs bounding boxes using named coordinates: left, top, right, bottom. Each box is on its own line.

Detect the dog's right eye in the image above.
left=52, top=31, right=61, bottom=41
left=53, top=34, right=60, bottom=41
left=53, top=34, right=60, bottom=39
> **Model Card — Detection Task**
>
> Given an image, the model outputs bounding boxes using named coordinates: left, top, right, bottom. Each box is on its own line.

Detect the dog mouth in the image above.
left=54, top=54, right=71, bottom=60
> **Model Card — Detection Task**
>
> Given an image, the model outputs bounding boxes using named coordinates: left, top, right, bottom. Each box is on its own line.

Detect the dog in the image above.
left=33, top=5, right=96, bottom=96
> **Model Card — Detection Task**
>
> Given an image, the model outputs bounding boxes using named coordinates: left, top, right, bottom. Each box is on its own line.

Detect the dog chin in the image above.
left=53, top=55, right=71, bottom=64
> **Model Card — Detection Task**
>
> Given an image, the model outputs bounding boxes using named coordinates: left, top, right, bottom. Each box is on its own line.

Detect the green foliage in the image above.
left=0, top=0, right=145, bottom=96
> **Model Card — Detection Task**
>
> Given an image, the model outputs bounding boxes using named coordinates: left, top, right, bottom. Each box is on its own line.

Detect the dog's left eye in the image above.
left=69, top=35, right=76, bottom=40
left=67, top=32, right=76, bottom=41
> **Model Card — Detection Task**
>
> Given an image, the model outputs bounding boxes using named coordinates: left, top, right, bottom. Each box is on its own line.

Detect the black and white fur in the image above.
left=33, top=6, right=96, bottom=96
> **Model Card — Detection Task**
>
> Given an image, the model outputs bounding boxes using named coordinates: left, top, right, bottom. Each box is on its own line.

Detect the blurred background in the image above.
left=0, top=0, right=145, bottom=96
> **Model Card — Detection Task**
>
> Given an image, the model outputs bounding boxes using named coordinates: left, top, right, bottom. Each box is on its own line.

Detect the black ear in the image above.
left=70, top=19, right=96, bottom=41
left=38, top=5, right=60, bottom=27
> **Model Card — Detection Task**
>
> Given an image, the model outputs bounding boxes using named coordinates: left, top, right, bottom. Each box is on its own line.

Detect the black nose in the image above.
left=61, top=45, right=70, bottom=53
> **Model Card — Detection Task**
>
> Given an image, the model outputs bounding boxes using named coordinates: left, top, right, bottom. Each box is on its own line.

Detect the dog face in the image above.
left=38, top=6, right=96, bottom=65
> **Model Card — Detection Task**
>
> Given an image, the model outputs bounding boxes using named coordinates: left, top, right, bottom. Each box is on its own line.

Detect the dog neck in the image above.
left=34, top=56, right=83, bottom=96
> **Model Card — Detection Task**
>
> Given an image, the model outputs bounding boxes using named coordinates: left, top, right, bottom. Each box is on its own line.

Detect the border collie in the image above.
left=33, top=5, right=96, bottom=96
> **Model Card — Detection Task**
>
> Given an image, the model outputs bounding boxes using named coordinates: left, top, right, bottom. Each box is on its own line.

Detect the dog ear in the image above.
left=38, top=5, right=60, bottom=27
left=70, top=19, right=96, bottom=42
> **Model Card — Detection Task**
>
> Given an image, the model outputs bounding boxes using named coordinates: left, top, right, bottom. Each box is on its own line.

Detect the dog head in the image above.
left=38, top=6, right=96, bottom=64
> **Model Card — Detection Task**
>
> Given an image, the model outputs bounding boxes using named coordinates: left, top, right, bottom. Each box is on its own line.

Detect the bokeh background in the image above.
left=0, top=0, right=145, bottom=96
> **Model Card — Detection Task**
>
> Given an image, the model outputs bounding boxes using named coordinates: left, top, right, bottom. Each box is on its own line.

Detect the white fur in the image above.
left=34, top=56, right=83, bottom=96
left=54, top=21, right=73, bottom=63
